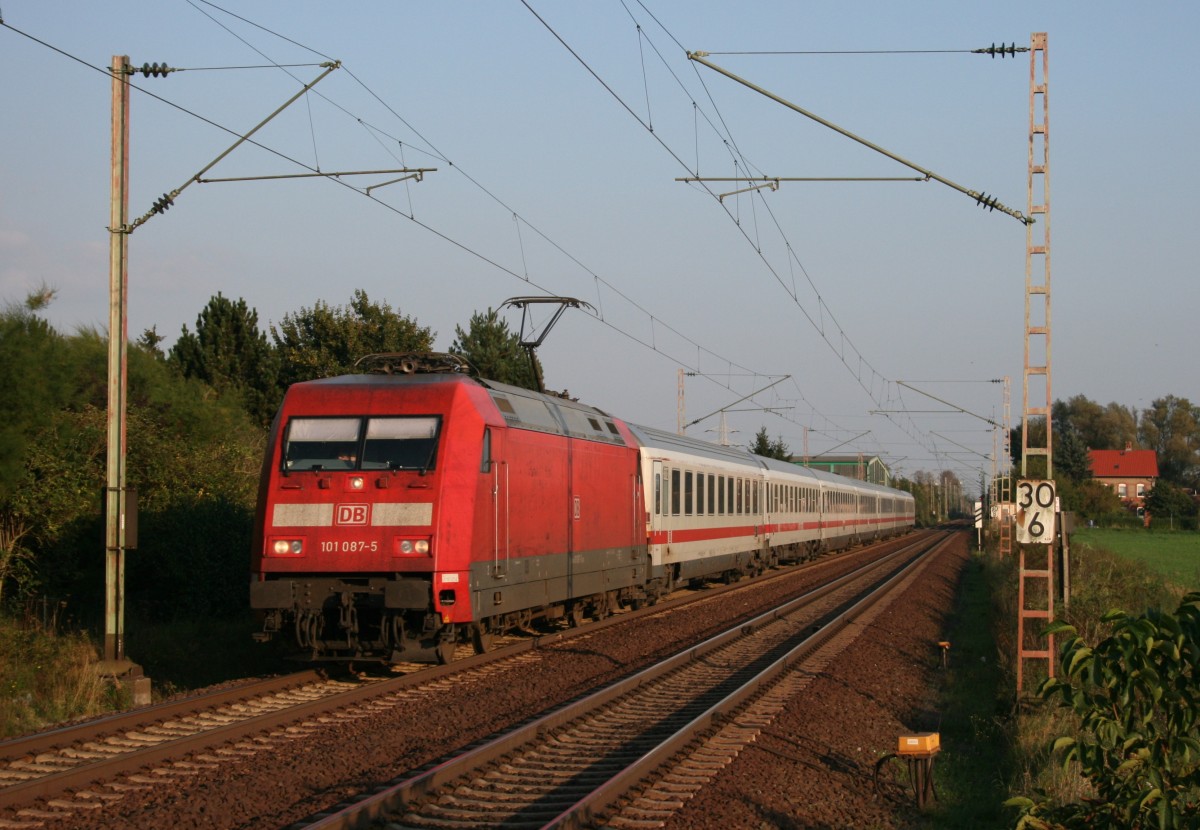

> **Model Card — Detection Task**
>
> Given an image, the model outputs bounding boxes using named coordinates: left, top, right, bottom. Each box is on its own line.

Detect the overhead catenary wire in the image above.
left=544, top=3, right=1022, bottom=462
left=3, top=7, right=988, bottom=466
left=2, top=7, right=831, bottom=443
left=228, top=0, right=945, bottom=458
left=544, top=2, right=938, bottom=454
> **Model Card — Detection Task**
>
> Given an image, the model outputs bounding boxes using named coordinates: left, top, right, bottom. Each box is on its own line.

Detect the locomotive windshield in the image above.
left=283, top=416, right=441, bottom=472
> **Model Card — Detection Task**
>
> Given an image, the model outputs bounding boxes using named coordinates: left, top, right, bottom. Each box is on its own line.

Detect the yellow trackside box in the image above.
left=898, top=732, right=940, bottom=755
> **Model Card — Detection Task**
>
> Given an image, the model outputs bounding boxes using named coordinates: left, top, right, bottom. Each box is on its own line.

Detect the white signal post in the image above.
left=973, top=499, right=983, bottom=549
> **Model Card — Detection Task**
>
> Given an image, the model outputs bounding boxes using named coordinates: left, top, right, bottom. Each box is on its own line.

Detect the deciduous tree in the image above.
left=1138, top=395, right=1199, bottom=486
left=272, top=290, right=434, bottom=387
left=1143, top=481, right=1197, bottom=528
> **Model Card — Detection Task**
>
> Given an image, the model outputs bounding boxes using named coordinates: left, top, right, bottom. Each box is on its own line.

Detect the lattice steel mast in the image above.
left=1017, top=33, right=1054, bottom=693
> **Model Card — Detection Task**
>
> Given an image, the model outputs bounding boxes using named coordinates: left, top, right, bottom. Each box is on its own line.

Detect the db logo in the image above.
left=335, top=504, right=370, bottom=526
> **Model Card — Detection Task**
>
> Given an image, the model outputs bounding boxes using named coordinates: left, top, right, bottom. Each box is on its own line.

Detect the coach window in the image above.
left=654, top=470, right=662, bottom=515
left=671, top=469, right=681, bottom=516
left=717, top=476, right=726, bottom=514
left=696, top=473, right=705, bottom=517
left=736, top=479, right=743, bottom=514
left=685, top=471, right=694, bottom=516
left=707, top=474, right=715, bottom=514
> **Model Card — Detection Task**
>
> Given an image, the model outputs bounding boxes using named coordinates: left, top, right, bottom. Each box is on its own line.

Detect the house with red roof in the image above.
left=1089, top=444, right=1159, bottom=510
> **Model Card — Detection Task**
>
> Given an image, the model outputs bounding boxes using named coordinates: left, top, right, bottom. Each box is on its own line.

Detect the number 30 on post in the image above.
left=1015, top=479, right=1057, bottom=544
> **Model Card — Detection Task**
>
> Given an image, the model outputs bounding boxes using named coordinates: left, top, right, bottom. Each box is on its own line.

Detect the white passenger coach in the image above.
left=628, top=424, right=915, bottom=585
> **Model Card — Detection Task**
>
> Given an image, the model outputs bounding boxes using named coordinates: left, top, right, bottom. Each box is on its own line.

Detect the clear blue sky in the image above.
left=2, top=2, right=1197, bottom=491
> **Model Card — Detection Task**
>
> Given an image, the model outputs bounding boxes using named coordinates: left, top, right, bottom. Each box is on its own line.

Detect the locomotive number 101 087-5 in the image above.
left=320, top=540, right=380, bottom=553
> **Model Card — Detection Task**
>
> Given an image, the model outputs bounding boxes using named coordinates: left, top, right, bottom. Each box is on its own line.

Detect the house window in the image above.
left=1136, top=483, right=1145, bottom=498
left=1118, top=483, right=1127, bottom=498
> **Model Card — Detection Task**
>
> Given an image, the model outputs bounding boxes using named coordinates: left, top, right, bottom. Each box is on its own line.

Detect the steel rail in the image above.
left=0, top=531, right=927, bottom=817
left=300, top=532, right=947, bottom=829
left=559, top=531, right=956, bottom=829
left=0, top=671, right=322, bottom=764
left=0, top=671, right=385, bottom=810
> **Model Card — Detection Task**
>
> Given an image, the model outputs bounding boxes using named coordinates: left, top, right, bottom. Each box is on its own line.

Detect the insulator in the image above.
left=139, top=62, right=171, bottom=78
left=974, top=42, right=1027, bottom=59
left=150, top=194, right=174, bottom=215
left=975, top=193, right=999, bottom=212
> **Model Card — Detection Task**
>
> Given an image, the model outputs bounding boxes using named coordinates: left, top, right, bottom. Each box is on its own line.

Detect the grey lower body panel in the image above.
left=470, top=545, right=646, bottom=620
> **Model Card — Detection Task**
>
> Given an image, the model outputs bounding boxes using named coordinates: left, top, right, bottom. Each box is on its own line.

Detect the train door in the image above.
left=650, top=460, right=664, bottom=551
left=566, top=437, right=576, bottom=600
left=485, top=427, right=509, bottom=580
left=755, top=477, right=763, bottom=543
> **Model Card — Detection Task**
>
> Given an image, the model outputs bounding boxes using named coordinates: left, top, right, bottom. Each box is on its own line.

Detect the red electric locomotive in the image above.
left=250, top=353, right=649, bottom=663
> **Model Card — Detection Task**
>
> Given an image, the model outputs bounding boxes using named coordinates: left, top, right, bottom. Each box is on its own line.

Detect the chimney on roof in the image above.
left=1124, top=442, right=1132, bottom=453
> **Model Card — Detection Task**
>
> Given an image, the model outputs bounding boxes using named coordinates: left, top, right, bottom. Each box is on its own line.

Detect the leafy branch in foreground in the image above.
left=1008, top=593, right=1200, bottom=829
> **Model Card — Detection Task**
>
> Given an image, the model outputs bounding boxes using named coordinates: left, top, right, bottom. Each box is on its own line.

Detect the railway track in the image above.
left=296, top=531, right=952, bottom=829
left=0, top=532, right=932, bottom=827
left=0, top=671, right=384, bottom=816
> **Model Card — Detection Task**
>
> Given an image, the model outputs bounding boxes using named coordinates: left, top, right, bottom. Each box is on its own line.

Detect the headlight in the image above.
left=272, top=539, right=303, bottom=555
left=395, top=538, right=431, bottom=555
left=399, top=540, right=414, bottom=554
left=348, top=476, right=365, bottom=490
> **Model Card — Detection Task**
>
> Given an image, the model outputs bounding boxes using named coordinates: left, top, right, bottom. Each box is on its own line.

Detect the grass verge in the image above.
left=914, top=531, right=1189, bottom=828
left=0, top=619, right=123, bottom=739
left=914, top=550, right=1011, bottom=829
left=0, top=612, right=289, bottom=736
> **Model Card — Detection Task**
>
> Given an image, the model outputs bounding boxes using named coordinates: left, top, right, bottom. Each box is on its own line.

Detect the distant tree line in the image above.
left=166, top=291, right=541, bottom=428
left=1009, top=394, right=1200, bottom=526
left=4, top=281, right=1197, bottom=618
left=746, top=426, right=965, bottom=527
left=0, top=287, right=541, bottom=615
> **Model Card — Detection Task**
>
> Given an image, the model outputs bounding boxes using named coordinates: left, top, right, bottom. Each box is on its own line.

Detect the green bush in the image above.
left=1008, top=593, right=1200, bottom=828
